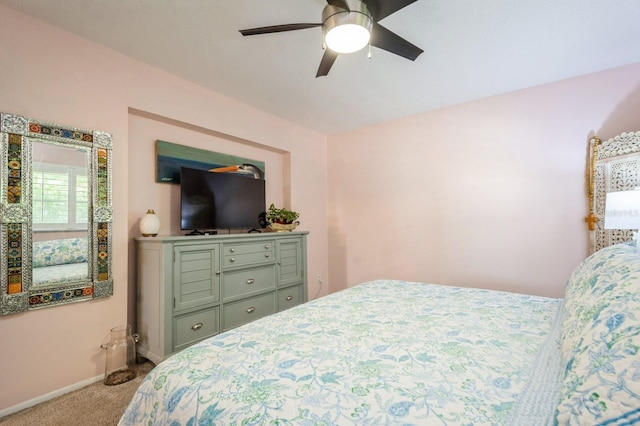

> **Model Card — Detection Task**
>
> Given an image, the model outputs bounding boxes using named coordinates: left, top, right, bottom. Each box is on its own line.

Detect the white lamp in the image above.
left=139, top=209, right=160, bottom=237
left=322, top=1, right=373, bottom=54
left=604, top=189, right=640, bottom=249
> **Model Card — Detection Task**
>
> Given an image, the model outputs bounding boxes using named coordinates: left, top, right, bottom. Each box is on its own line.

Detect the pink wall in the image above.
left=0, top=6, right=327, bottom=414
left=327, top=63, right=640, bottom=298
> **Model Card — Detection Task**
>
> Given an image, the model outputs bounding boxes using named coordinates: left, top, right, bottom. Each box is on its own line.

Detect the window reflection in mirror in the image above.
left=31, top=141, right=90, bottom=287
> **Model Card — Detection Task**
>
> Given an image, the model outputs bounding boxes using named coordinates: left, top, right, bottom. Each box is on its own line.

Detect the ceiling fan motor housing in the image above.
left=322, top=0, right=373, bottom=53
left=322, top=0, right=373, bottom=31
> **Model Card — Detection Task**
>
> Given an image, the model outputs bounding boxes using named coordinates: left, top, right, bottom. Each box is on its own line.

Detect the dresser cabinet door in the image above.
left=173, top=243, right=220, bottom=312
left=277, top=238, right=304, bottom=287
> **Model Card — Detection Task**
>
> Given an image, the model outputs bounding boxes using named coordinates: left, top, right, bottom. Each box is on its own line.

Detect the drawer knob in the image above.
left=264, top=245, right=269, bottom=249
left=216, top=270, right=221, bottom=275
left=230, top=257, right=235, bottom=262
left=265, top=254, right=270, bottom=258
left=246, top=307, right=255, bottom=314
left=191, top=322, right=203, bottom=331
left=230, top=248, right=235, bottom=253
left=246, top=278, right=255, bottom=284
left=286, top=295, right=293, bottom=301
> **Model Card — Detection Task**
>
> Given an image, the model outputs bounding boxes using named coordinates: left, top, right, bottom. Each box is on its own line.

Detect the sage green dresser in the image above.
left=135, top=232, right=308, bottom=364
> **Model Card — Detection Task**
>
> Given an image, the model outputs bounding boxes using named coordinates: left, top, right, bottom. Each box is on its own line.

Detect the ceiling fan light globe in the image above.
left=325, top=24, right=370, bottom=53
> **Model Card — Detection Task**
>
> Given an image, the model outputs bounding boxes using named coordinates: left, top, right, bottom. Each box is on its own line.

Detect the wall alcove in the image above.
left=126, top=108, right=293, bottom=326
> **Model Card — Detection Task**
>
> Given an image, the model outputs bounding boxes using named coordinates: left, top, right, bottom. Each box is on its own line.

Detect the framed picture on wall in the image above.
left=155, top=140, right=265, bottom=183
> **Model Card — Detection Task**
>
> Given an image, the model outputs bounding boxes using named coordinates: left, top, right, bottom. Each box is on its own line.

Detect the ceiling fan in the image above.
left=239, top=0, right=423, bottom=77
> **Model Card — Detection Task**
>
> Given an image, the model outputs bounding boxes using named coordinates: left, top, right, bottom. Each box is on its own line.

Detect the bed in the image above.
left=120, top=243, right=640, bottom=425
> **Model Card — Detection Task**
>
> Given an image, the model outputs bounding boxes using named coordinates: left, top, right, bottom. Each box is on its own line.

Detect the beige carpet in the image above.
left=0, top=361, right=154, bottom=426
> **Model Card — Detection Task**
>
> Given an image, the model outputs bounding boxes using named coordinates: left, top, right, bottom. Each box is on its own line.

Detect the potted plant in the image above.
left=265, top=203, right=300, bottom=232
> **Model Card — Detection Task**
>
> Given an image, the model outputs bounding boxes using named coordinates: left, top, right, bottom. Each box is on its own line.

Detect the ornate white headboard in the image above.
left=586, top=131, right=640, bottom=253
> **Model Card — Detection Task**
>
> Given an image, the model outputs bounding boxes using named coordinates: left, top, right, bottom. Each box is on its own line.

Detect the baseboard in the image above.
left=0, top=374, right=103, bottom=419
left=137, top=348, right=164, bottom=366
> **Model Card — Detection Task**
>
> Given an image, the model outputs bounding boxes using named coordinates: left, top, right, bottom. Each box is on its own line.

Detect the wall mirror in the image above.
left=0, top=113, right=113, bottom=315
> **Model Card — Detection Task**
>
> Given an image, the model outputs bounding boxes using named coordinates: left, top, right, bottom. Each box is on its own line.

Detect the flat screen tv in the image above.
left=180, top=167, right=266, bottom=233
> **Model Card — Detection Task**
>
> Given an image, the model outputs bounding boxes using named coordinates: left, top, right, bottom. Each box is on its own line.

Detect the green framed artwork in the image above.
left=156, top=140, right=265, bottom=183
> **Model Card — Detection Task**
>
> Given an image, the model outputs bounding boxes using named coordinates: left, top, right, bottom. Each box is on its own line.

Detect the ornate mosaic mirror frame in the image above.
left=0, top=113, right=113, bottom=315
left=585, top=131, right=640, bottom=254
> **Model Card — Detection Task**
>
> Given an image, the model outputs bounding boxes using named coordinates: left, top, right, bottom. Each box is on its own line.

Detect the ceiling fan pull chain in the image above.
left=368, top=43, right=372, bottom=59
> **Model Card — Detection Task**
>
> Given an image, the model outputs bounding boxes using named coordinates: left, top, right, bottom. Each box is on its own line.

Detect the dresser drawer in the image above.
left=174, top=307, right=219, bottom=351
left=277, top=284, right=303, bottom=311
left=223, top=241, right=274, bottom=267
left=223, top=265, right=275, bottom=299
left=223, top=292, right=275, bottom=330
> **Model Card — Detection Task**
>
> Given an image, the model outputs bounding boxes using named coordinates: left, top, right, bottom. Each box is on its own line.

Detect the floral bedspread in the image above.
left=120, top=280, right=562, bottom=426
left=555, top=243, right=640, bottom=425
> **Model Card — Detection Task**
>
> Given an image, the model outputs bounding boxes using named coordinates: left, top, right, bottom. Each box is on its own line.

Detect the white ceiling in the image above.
left=2, top=0, right=640, bottom=134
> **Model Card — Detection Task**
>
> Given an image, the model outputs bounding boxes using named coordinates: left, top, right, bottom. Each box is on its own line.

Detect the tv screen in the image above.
left=180, top=167, right=265, bottom=232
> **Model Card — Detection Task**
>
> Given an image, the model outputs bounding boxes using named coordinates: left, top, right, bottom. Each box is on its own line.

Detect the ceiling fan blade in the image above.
left=370, top=24, right=423, bottom=61
left=316, top=49, right=339, bottom=77
left=240, top=23, right=321, bottom=36
left=363, top=0, right=418, bottom=21
left=327, top=0, right=350, bottom=11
